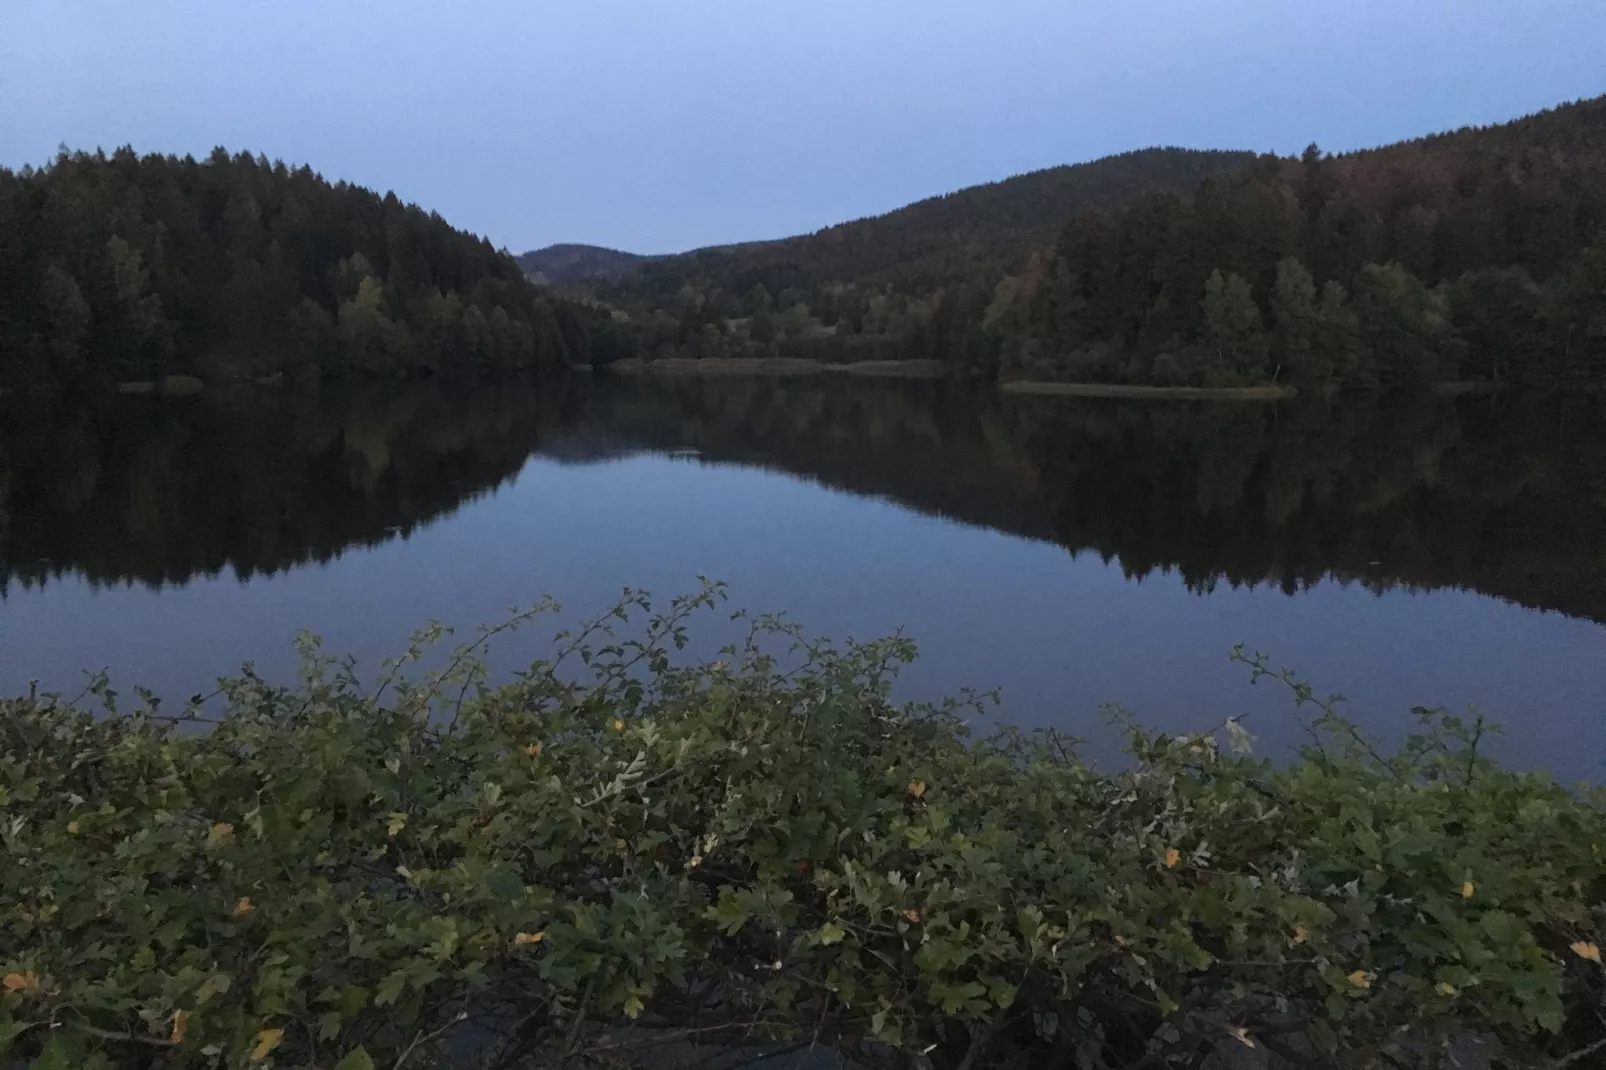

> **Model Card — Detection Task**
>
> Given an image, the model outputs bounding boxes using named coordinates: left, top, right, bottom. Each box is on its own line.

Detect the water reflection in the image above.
left=0, top=383, right=582, bottom=593
left=6, top=377, right=1605, bottom=779
left=3, top=379, right=1605, bottom=624
left=572, top=380, right=1606, bottom=624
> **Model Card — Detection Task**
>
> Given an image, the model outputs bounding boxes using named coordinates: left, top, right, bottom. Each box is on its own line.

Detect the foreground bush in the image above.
left=2, top=586, right=1604, bottom=1069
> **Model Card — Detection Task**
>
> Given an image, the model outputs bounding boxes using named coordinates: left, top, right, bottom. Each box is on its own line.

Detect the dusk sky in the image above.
left=4, top=0, right=1603, bottom=255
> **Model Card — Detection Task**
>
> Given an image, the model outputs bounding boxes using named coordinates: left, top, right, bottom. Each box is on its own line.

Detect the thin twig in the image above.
left=63, top=1020, right=177, bottom=1047
left=395, top=1008, right=469, bottom=1069
left=1551, top=1035, right=1606, bottom=1069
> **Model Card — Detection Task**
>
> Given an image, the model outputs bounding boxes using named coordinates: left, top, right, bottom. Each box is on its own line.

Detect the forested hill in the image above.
left=517, top=244, right=656, bottom=285
left=0, top=148, right=620, bottom=391
left=583, top=96, right=1606, bottom=394
left=747, top=147, right=1260, bottom=285
left=1002, top=94, right=1606, bottom=390
left=589, top=148, right=1258, bottom=360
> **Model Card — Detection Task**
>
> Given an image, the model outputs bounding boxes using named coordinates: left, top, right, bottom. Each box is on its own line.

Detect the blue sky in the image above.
left=3, top=0, right=1603, bottom=254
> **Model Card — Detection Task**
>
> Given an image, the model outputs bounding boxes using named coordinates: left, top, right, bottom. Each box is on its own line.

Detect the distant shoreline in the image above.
left=605, top=357, right=947, bottom=379
left=1000, top=381, right=1298, bottom=401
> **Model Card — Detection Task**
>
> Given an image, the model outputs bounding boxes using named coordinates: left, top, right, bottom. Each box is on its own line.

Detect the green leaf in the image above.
left=817, top=922, right=847, bottom=946
left=195, top=972, right=232, bottom=1004
left=30, top=1033, right=83, bottom=1070
left=931, top=980, right=989, bottom=1015
left=333, top=1047, right=375, bottom=1070
left=0, top=1014, right=27, bottom=1057
left=374, top=968, right=408, bottom=1007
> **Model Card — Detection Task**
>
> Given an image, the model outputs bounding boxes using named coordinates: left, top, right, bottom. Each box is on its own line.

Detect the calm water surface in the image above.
left=2, top=378, right=1603, bottom=779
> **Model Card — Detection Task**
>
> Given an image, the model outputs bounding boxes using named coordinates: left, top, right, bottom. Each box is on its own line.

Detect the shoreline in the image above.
left=605, top=357, right=947, bottom=379
left=1000, top=380, right=1298, bottom=401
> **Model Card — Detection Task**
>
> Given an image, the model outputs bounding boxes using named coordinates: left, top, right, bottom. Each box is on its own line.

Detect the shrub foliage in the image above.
left=2, top=586, right=1604, bottom=1068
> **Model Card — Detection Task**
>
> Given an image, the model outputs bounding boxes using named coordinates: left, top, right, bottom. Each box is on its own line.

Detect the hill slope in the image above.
left=587, top=96, right=1606, bottom=393
left=517, top=244, right=655, bottom=285
left=0, top=149, right=612, bottom=389
left=1006, top=94, right=1606, bottom=389
left=601, top=148, right=1257, bottom=305
left=756, top=147, right=1261, bottom=285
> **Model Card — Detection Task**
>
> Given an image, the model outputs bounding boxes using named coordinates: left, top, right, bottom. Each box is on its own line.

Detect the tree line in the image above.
left=585, top=96, right=1606, bottom=392
left=1001, top=98, right=1606, bottom=389
left=584, top=149, right=1255, bottom=364
left=0, top=148, right=630, bottom=391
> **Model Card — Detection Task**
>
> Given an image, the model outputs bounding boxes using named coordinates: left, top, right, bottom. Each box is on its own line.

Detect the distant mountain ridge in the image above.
left=516, top=244, right=656, bottom=284
left=767, top=147, right=1262, bottom=283
left=541, top=147, right=1257, bottom=291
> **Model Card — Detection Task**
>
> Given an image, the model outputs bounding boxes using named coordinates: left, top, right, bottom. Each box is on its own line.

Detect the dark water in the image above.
left=2, top=378, right=1604, bottom=780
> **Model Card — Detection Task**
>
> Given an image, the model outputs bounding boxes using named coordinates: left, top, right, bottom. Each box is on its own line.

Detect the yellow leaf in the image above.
left=513, top=931, right=546, bottom=947
left=904, top=909, right=921, bottom=924
left=613, top=718, right=625, bottom=732
left=386, top=812, right=406, bottom=837
left=232, top=897, right=254, bottom=919
left=66, top=820, right=80, bottom=835
left=1224, top=1025, right=1256, bottom=1049
left=1462, top=881, right=1475, bottom=899
left=1572, top=941, right=1603, bottom=964
left=1347, top=970, right=1372, bottom=989
left=170, top=1009, right=193, bottom=1045
left=250, top=1027, right=285, bottom=1061
left=2, top=972, right=39, bottom=994
left=206, top=823, right=235, bottom=849
left=1436, top=982, right=1458, bottom=996
left=1292, top=924, right=1309, bottom=945
left=907, top=780, right=927, bottom=799
left=523, top=742, right=543, bottom=757
left=1164, top=848, right=1181, bottom=869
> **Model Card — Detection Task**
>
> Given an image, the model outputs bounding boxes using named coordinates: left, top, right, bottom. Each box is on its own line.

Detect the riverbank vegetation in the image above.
left=3, top=586, right=1604, bottom=1068
left=0, top=150, right=628, bottom=392
left=576, top=96, right=1606, bottom=393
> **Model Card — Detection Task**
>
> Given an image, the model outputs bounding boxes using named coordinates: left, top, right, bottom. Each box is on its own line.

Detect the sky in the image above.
left=3, top=0, right=1604, bottom=255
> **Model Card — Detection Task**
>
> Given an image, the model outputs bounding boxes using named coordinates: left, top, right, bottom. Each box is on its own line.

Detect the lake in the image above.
left=2, top=377, right=1604, bottom=781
